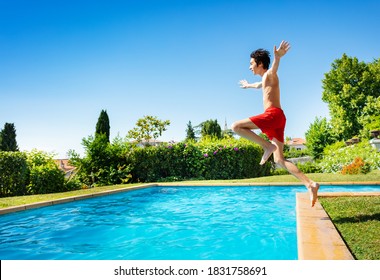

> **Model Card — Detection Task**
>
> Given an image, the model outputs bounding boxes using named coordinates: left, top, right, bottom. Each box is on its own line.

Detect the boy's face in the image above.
left=249, top=58, right=260, bottom=75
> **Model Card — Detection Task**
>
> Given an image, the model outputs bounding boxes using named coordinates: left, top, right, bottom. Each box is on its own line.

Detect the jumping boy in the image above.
left=231, top=41, right=319, bottom=207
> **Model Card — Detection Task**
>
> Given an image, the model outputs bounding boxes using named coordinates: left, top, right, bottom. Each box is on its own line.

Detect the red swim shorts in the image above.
left=249, top=107, right=286, bottom=143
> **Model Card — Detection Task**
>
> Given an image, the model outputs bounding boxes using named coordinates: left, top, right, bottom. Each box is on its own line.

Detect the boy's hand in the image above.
left=239, top=79, right=250, bottom=88
left=274, top=41, right=290, bottom=58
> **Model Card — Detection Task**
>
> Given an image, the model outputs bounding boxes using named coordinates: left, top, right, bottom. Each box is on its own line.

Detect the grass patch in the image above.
left=319, top=196, right=380, bottom=260
left=0, top=170, right=379, bottom=209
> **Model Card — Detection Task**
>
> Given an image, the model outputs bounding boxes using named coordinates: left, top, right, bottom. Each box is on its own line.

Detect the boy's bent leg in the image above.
left=272, top=138, right=319, bottom=207
left=260, top=145, right=276, bottom=165
left=231, top=119, right=276, bottom=164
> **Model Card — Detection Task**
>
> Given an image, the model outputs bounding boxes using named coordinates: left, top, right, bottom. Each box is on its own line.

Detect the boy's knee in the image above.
left=231, top=122, right=240, bottom=132
left=274, top=157, right=285, bottom=167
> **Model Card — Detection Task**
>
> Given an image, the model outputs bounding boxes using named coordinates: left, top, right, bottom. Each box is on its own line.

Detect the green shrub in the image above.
left=197, top=138, right=268, bottom=180
left=320, top=142, right=380, bottom=173
left=28, top=164, right=65, bottom=194
left=0, top=150, right=82, bottom=197
left=0, top=152, right=28, bottom=197
left=271, top=168, right=289, bottom=176
left=69, top=135, right=132, bottom=187
left=341, top=157, right=371, bottom=175
left=129, top=138, right=270, bottom=182
left=283, top=148, right=310, bottom=159
left=26, top=150, right=66, bottom=194
left=64, top=175, right=82, bottom=191
left=70, top=136, right=271, bottom=185
left=297, top=161, right=322, bottom=173
left=271, top=161, right=321, bottom=176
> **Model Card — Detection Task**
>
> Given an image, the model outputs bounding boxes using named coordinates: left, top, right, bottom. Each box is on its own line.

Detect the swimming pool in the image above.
left=0, top=185, right=379, bottom=260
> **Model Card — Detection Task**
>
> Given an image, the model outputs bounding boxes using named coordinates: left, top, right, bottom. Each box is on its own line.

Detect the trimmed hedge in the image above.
left=129, top=138, right=271, bottom=183
left=0, top=150, right=80, bottom=197
left=1, top=139, right=270, bottom=196
left=0, top=152, right=28, bottom=197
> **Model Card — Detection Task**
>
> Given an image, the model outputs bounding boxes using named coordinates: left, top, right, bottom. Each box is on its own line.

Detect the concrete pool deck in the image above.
left=1, top=182, right=379, bottom=260
left=296, top=190, right=380, bottom=260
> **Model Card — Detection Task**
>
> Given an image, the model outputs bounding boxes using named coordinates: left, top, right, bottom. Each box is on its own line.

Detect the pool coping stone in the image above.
left=0, top=183, right=157, bottom=215
left=296, top=191, right=380, bottom=260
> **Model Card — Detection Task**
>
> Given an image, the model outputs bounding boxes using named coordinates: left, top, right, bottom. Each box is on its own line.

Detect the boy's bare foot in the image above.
left=308, top=182, right=320, bottom=207
left=260, top=144, right=276, bottom=165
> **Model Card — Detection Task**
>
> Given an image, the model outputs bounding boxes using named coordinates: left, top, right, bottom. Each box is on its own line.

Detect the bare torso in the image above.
left=262, top=70, right=281, bottom=110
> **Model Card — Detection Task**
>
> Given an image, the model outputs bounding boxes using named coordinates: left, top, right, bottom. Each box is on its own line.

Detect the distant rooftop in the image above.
left=286, top=138, right=306, bottom=146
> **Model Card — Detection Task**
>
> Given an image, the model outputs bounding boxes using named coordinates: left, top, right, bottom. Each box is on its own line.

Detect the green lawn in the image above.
left=319, top=196, right=380, bottom=260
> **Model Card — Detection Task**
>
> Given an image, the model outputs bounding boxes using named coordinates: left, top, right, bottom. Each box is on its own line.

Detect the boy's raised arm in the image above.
left=271, top=40, right=291, bottom=74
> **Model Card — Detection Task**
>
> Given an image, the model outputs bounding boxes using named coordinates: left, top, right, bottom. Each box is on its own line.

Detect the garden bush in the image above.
left=297, top=161, right=322, bottom=174
left=320, top=142, right=380, bottom=173
left=128, top=138, right=270, bottom=183
left=69, top=135, right=132, bottom=187
left=0, top=152, right=28, bottom=197
left=271, top=161, right=321, bottom=176
left=341, top=157, right=371, bottom=175
left=26, top=150, right=67, bottom=194
left=28, top=164, right=66, bottom=194
left=283, top=147, right=310, bottom=159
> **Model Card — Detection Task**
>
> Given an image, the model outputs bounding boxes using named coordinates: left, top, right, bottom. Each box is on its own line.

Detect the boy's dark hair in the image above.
left=250, top=49, right=270, bottom=70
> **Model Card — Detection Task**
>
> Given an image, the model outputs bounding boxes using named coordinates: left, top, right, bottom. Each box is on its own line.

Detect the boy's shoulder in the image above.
left=264, top=68, right=278, bottom=79
left=262, top=69, right=278, bottom=85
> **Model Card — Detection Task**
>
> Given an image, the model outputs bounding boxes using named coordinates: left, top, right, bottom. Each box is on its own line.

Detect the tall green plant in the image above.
left=127, top=115, right=170, bottom=144
left=200, top=119, right=222, bottom=139
left=0, top=152, right=28, bottom=197
left=69, top=134, right=131, bottom=187
left=305, top=117, right=335, bottom=159
left=95, top=109, right=110, bottom=142
left=185, top=121, right=196, bottom=142
left=358, top=96, right=380, bottom=139
left=0, top=123, right=19, bottom=151
left=26, top=150, right=66, bottom=194
left=322, top=55, right=380, bottom=140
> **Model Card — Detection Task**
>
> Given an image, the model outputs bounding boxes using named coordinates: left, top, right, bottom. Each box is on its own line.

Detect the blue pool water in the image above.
left=0, top=185, right=379, bottom=260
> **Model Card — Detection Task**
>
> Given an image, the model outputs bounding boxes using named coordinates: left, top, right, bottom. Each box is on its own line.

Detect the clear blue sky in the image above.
left=1, top=0, right=379, bottom=158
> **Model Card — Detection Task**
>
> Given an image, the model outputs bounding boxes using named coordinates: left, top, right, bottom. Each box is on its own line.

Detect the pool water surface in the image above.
left=0, top=185, right=378, bottom=260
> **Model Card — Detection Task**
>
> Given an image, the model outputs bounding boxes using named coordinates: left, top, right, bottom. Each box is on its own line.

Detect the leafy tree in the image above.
left=95, top=109, right=110, bottom=142
left=185, top=121, right=196, bottom=142
left=200, top=119, right=222, bottom=139
left=0, top=123, right=19, bottom=151
left=322, top=54, right=380, bottom=140
left=127, top=115, right=170, bottom=143
left=358, top=96, right=380, bottom=139
left=305, top=117, right=335, bottom=159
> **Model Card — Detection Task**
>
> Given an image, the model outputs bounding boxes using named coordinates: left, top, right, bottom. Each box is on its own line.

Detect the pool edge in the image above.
left=0, top=183, right=157, bottom=215
left=296, top=191, right=380, bottom=260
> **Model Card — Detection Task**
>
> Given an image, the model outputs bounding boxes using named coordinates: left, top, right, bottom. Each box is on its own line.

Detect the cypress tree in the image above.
left=0, top=123, right=19, bottom=151
left=95, top=110, right=110, bottom=142
left=185, top=121, right=196, bottom=141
